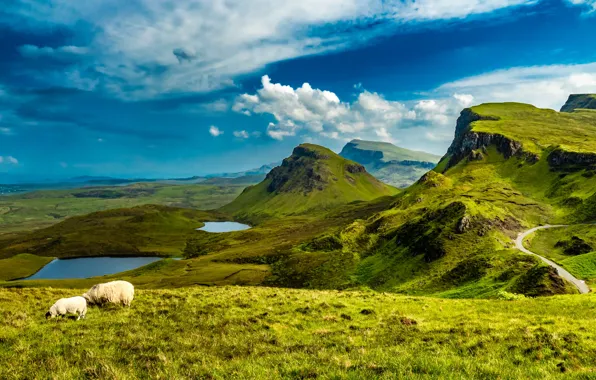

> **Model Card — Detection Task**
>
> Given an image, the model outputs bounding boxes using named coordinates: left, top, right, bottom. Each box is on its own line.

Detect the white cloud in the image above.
left=0, top=127, right=11, bottom=135
left=97, top=138, right=104, bottom=142
left=440, top=62, right=596, bottom=110
left=0, top=156, right=18, bottom=165
left=234, top=75, right=464, bottom=145
left=233, top=130, right=249, bottom=139
left=453, top=93, right=475, bottom=107
left=5, top=0, right=542, bottom=99
left=566, top=0, right=596, bottom=12
left=209, top=125, right=223, bottom=137
left=18, top=44, right=89, bottom=60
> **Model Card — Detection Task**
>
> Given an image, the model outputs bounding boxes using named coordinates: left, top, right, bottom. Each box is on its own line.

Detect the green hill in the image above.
left=339, top=139, right=440, bottom=188
left=560, top=94, right=596, bottom=112
left=222, top=143, right=398, bottom=221
left=0, top=205, right=225, bottom=259
left=306, top=101, right=596, bottom=297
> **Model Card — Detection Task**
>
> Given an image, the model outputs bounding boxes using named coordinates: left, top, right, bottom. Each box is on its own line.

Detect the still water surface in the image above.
left=26, top=256, right=162, bottom=280
left=196, top=222, right=251, bottom=233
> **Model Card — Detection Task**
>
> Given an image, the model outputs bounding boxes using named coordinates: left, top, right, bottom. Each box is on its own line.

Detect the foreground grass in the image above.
left=0, top=254, right=54, bottom=281
left=2, top=287, right=596, bottom=379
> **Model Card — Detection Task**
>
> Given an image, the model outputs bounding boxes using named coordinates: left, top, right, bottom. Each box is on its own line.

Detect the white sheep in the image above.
left=82, top=280, right=135, bottom=307
left=46, top=296, right=87, bottom=320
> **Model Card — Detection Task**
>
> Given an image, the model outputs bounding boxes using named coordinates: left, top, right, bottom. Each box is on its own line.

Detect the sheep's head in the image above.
left=45, top=311, right=52, bottom=319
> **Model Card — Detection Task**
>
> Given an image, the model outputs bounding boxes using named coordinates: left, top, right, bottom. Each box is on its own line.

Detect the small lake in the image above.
left=197, top=222, right=251, bottom=233
left=25, top=257, right=162, bottom=280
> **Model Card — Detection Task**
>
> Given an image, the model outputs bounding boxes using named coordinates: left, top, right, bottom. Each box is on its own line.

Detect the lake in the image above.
left=197, top=221, right=251, bottom=233
left=25, top=256, right=162, bottom=280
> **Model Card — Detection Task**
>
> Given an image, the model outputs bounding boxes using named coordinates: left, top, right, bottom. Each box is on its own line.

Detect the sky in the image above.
left=1, top=0, right=596, bottom=181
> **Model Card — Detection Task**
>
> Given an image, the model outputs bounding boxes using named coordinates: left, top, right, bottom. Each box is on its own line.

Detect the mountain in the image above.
left=305, top=101, right=596, bottom=297
left=560, top=94, right=596, bottom=113
left=339, top=139, right=441, bottom=187
left=205, top=163, right=280, bottom=179
left=221, top=143, right=398, bottom=220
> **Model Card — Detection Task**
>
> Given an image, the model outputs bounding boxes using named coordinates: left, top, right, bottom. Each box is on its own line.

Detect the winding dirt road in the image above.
left=515, top=225, right=590, bottom=294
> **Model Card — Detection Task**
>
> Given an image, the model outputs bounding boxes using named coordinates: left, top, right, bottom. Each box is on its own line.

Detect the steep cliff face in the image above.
left=442, top=109, right=538, bottom=171
left=560, top=94, right=596, bottom=113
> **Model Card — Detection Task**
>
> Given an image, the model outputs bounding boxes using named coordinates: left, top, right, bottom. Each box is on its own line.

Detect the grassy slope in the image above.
left=0, top=182, right=247, bottom=234
left=222, top=144, right=398, bottom=221
left=0, top=205, right=227, bottom=259
left=292, top=104, right=596, bottom=297
left=2, top=287, right=596, bottom=379
left=470, top=103, right=596, bottom=155
left=526, top=225, right=596, bottom=282
left=0, top=254, right=54, bottom=281
left=2, top=198, right=394, bottom=289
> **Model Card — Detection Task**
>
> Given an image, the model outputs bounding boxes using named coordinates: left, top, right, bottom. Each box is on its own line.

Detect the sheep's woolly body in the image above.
left=83, top=280, right=134, bottom=306
left=48, top=296, right=87, bottom=320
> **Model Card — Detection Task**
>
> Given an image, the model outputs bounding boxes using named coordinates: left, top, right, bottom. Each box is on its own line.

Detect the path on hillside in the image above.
left=515, top=225, right=590, bottom=294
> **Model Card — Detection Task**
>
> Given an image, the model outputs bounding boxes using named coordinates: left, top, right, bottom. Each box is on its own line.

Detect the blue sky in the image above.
left=1, top=0, right=596, bottom=181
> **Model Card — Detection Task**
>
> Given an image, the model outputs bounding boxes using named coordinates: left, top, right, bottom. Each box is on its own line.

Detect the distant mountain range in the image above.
left=339, top=139, right=441, bottom=188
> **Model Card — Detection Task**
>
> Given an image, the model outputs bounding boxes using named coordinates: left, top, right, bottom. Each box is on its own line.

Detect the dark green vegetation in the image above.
left=3, top=287, right=596, bottom=379
left=0, top=182, right=251, bottom=234
left=526, top=225, right=596, bottom=283
left=222, top=144, right=398, bottom=221
left=560, top=94, right=596, bottom=113
left=0, top=254, right=53, bottom=281
left=0, top=205, right=224, bottom=259
left=340, top=139, right=441, bottom=188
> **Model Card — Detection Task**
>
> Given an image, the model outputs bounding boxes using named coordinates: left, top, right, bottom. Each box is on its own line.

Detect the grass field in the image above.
left=1, top=286, right=596, bottom=379
left=526, top=225, right=596, bottom=283
left=471, top=103, right=596, bottom=155
left=0, top=182, right=246, bottom=234
left=0, top=254, right=54, bottom=281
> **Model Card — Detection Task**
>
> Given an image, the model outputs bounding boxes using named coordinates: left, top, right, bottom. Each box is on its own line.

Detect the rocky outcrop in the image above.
left=442, top=109, right=538, bottom=171
left=346, top=163, right=366, bottom=174
left=547, top=148, right=596, bottom=170
left=265, top=146, right=329, bottom=194
left=560, top=94, right=596, bottom=113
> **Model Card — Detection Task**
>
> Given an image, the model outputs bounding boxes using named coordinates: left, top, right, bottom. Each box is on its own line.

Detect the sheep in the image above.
left=82, top=280, right=134, bottom=307
left=46, top=296, right=87, bottom=320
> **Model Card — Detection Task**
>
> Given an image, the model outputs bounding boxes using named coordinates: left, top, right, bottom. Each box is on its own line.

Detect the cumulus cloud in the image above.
left=0, top=156, right=18, bottom=165
left=234, top=75, right=468, bottom=145
left=566, top=0, right=596, bottom=12
left=233, top=130, right=249, bottom=139
left=4, top=0, right=544, bottom=99
left=440, top=62, right=596, bottom=110
left=209, top=125, right=223, bottom=137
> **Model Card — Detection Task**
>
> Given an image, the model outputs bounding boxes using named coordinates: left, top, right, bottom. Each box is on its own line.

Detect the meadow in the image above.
left=526, top=225, right=596, bottom=284
left=0, top=182, right=247, bottom=234
left=1, top=286, right=596, bottom=379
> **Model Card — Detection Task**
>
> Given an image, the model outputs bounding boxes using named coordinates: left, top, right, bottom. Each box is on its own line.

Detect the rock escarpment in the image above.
left=442, top=109, right=538, bottom=171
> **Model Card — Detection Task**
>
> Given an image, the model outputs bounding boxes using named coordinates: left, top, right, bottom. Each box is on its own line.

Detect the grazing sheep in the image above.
left=83, top=280, right=134, bottom=307
left=46, top=296, right=87, bottom=320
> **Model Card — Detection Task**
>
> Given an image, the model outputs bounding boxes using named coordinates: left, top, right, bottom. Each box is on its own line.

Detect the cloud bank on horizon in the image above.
left=0, top=0, right=595, bottom=178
